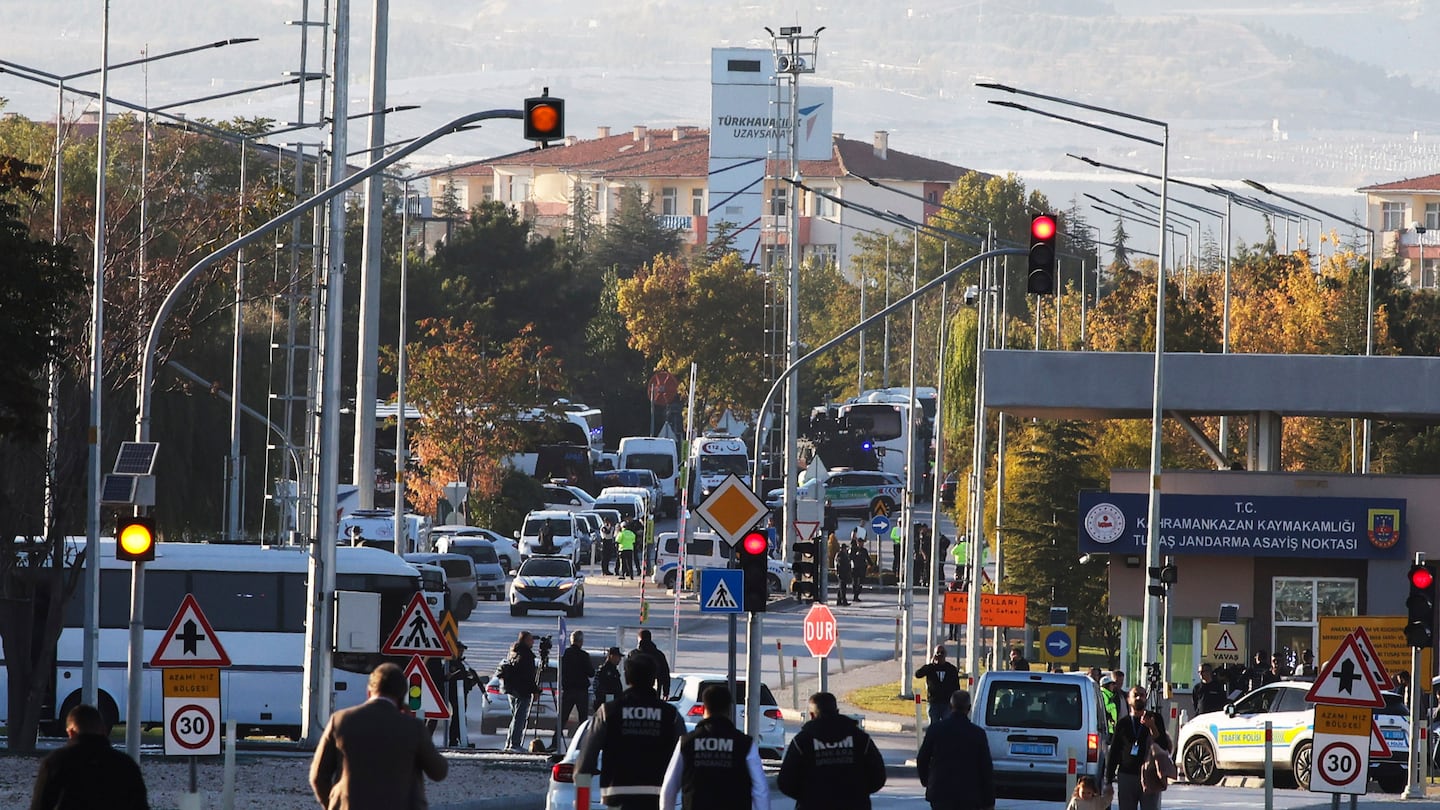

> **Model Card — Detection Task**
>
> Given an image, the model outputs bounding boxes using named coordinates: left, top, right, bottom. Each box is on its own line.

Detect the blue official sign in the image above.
left=1077, top=492, right=1406, bottom=560
left=698, top=568, right=744, bottom=614
left=1045, top=629, right=1072, bottom=657
left=870, top=515, right=891, bottom=536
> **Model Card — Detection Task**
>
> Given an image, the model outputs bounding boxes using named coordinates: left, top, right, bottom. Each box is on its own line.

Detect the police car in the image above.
left=765, top=468, right=903, bottom=516
left=509, top=555, right=585, bottom=617
left=649, top=531, right=793, bottom=595
left=1178, top=680, right=1409, bottom=792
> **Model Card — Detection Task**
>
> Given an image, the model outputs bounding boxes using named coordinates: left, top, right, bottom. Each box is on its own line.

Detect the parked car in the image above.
left=667, top=673, right=786, bottom=759
left=403, top=552, right=482, bottom=620
left=1179, top=680, right=1409, bottom=792
left=574, top=512, right=604, bottom=564
left=541, top=483, right=597, bottom=513
left=593, top=492, right=646, bottom=526
left=406, top=561, right=449, bottom=615
left=972, top=670, right=1109, bottom=801
left=598, top=486, right=654, bottom=520
left=594, top=469, right=663, bottom=518
left=545, top=719, right=604, bottom=809
left=509, top=555, right=586, bottom=617
left=479, top=678, right=559, bottom=738
left=434, top=525, right=519, bottom=572
left=430, top=536, right=507, bottom=601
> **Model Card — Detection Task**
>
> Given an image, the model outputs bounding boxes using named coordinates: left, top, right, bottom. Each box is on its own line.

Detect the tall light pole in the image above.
left=1242, top=178, right=1378, bottom=472
left=354, top=0, right=393, bottom=511
left=981, top=82, right=1170, bottom=692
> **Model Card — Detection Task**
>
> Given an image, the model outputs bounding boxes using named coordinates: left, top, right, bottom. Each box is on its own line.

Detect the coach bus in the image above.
left=16, top=541, right=420, bottom=738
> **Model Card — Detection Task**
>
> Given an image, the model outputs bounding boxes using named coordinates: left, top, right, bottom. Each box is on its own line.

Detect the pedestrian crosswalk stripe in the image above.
left=705, top=579, right=738, bottom=610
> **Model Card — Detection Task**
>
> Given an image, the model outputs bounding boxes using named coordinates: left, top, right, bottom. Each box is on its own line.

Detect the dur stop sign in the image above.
left=803, top=603, right=838, bottom=658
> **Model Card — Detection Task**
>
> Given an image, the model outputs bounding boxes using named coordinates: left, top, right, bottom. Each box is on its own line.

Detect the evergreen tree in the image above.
left=1000, top=419, right=1117, bottom=663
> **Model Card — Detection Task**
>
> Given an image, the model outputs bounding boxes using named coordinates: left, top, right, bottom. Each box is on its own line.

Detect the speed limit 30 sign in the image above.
left=163, top=668, right=221, bottom=756
left=1311, top=704, right=1370, bottom=795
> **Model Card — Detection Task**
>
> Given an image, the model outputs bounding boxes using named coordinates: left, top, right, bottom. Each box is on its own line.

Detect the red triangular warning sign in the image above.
left=1213, top=629, right=1239, bottom=652
left=1349, top=626, right=1394, bottom=690
left=382, top=592, right=455, bottom=658
left=150, top=593, right=232, bottom=667
left=1305, top=633, right=1385, bottom=708
left=401, top=655, right=450, bottom=719
left=1370, top=719, right=1394, bottom=758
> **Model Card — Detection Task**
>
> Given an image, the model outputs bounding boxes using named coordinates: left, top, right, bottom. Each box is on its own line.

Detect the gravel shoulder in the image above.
left=0, top=748, right=550, bottom=810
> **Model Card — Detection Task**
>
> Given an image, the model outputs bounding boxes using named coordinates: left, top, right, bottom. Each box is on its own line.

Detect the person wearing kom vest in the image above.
left=778, top=691, right=887, bottom=810
left=660, top=685, right=769, bottom=810
left=578, top=650, right=686, bottom=809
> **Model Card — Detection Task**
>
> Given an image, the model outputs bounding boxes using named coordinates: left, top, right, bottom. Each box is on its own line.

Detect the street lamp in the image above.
left=981, top=81, right=1171, bottom=693
left=1242, top=178, right=1378, bottom=472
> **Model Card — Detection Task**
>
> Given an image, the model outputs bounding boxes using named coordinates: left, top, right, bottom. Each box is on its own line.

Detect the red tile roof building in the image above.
left=1358, top=173, right=1440, bottom=287
left=428, top=126, right=982, bottom=277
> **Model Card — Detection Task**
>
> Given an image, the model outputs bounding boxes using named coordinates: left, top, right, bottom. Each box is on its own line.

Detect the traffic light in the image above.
left=738, top=529, right=769, bottom=613
left=407, top=671, right=423, bottom=713
left=115, top=516, right=156, bottom=562
left=1406, top=562, right=1436, bottom=648
left=1028, top=213, right=1057, bottom=295
left=523, top=92, right=565, bottom=144
left=791, top=539, right=818, bottom=602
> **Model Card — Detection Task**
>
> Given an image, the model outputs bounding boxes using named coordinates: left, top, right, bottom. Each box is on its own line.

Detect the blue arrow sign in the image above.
left=870, top=515, right=891, bottom=536
left=698, top=568, right=744, bottom=614
left=1045, top=628, right=1073, bottom=658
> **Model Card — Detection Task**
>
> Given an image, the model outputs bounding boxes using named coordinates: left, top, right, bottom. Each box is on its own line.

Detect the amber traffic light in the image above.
left=116, top=516, right=156, bottom=562
left=524, top=93, right=565, bottom=144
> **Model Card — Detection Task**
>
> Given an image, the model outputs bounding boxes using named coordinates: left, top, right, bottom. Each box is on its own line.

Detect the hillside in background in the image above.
left=2, top=0, right=1436, bottom=187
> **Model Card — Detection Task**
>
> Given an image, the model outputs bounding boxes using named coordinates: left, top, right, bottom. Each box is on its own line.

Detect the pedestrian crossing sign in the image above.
left=698, top=568, right=744, bottom=614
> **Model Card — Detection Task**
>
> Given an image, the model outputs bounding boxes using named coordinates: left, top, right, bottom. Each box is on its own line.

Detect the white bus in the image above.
left=505, top=403, right=604, bottom=480
left=837, top=387, right=936, bottom=484
left=25, top=541, right=420, bottom=738
left=686, top=435, right=753, bottom=509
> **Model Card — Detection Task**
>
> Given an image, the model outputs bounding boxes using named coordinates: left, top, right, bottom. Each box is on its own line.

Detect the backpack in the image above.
left=495, top=657, right=516, bottom=686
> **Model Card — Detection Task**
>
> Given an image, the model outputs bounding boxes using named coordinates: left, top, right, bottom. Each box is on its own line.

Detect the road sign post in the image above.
left=1306, top=631, right=1385, bottom=798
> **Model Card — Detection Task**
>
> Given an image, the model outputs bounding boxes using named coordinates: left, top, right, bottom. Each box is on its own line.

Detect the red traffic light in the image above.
left=523, top=93, right=565, bottom=143
left=741, top=530, right=768, bottom=557
left=1412, top=565, right=1434, bottom=590
left=1031, top=214, right=1057, bottom=241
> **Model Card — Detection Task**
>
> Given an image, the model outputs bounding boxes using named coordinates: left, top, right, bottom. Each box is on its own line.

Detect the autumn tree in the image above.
left=616, top=250, right=767, bottom=421
left=393, top=321, right=564, bottom=519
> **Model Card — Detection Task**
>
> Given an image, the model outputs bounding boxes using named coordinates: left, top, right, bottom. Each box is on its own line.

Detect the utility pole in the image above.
left=304, top=0, right=350, bottom=744
left=354, top=0, right=391, bottom=512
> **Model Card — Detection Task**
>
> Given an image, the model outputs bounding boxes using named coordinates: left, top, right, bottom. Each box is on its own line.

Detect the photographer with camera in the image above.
left=497, top=631, right=541, bottom=753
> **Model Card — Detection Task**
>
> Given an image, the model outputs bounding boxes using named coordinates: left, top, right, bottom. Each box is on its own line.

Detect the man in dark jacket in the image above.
left=634, top=629, right=672, bottom=697
left=847, top=539, right=871, bottom=602
left=593, top=646, right=625, bottom=710
left=560, top=630, right=595, bottom=731
left=915, top=645, right=962, bottom=725
left=578, top=651, right=686, bottom=809
left=917, top=691, right=994, bottom=810
left=778, top=692, right=886, bottom=810
left=1192, top=663, right=1229, bottom=715
left=659, top=685, right=769, bottom=810
left=1105, top=686, right=1153, bottom=810
left=30, top=703, right=148, bottom=810
left=501, top=631, right=541, bottom=753
left=835, top=537, right=853, bottom=605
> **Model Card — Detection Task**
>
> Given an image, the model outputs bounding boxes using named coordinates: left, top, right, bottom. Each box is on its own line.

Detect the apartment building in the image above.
left=1358, top=172, right=1440, bottom=287
left=426, top=126, right=980, bottom=279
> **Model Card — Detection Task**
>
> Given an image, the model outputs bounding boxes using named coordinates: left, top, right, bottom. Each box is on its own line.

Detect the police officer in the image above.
left=578, top=651, right=686, bottom=809
left=593, top=646, right=624, bottom=711
left=915, top=645, right=962, bottom=725
left=660, top=685, right=769, bottom=810
left=778, top=692, right=887, bottom=810
left=1192, top=663, right=1229, bottom=715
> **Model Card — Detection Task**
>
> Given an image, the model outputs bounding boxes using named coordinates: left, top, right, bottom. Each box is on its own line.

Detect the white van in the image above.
left=337, top=509, right=431, bottom=553
left=516, top=510, right=582, bottom=562
left=687, top=435, right=751, bottom=508
left=618, top=436, right=680, bottom=517
left=593, top=492, right=646, bottom=526
left=599, top=486, right=653, bottom=519
left=972, top=670, right=1109, bottom=801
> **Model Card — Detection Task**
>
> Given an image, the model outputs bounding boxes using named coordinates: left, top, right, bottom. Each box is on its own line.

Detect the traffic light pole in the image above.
left=749, top=248, right=1026, bottom=704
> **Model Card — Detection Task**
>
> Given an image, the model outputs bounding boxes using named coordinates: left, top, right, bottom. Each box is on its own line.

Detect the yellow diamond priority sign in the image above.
left=695, top=474, right=769, bottom=545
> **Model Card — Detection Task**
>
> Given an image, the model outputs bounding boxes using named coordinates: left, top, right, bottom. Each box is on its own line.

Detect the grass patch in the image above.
left=847, top=679, right=924, bottom=717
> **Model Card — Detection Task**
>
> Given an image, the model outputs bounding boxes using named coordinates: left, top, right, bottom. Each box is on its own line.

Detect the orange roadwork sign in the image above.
left=942, top=592, right=1028, bottom=627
